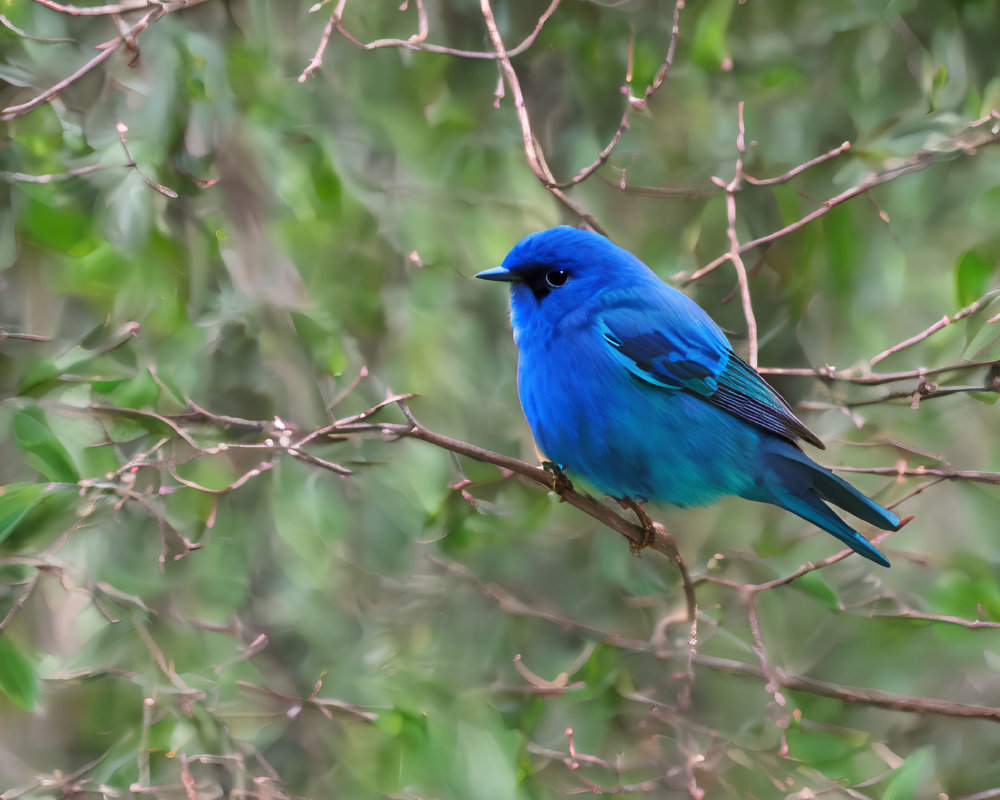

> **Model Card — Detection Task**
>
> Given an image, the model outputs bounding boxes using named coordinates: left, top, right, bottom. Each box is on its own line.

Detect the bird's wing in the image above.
left=598, top=304, right=825, bottom=449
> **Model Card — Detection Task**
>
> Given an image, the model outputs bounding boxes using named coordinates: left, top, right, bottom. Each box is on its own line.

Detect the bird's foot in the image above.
left=542, top=461, right=574, bottom=501
left=618, top=496, right=657, bottom=554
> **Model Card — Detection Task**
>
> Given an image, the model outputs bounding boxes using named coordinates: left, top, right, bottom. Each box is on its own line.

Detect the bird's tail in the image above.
left=742, top=441, right=900, bottom=567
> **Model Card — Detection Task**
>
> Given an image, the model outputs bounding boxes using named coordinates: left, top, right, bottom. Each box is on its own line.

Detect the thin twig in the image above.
left=479, top=0, right=605, bottom=233
left=1, top=164, right=107, bottom=184
left=0, top=12, right=75, bottom=41
left=744, top=141, right=851, bottom=186
left=869, top=291, right=999, bottom=366
left=0, top=329, right=51, bottom=341
left=115, top=121, right=178, bottom=198
left=711, top=101, right=758, bottom=366
left=833, top=465, right=1000, bottom=485
left=758, top=358, right=1000, bottom=385
left=689, top=118, right=1000, bottom=283
left=1, top=32, right=123, bottom=120
left=693, top=654, right=1000, bottom=722
left=4, top=0, right=211, bottom=121
left=32, top=0, right=155, bottom=14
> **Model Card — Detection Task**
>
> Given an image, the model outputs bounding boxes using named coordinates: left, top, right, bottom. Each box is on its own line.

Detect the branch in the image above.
left=114, top=121, right=178, bottom=197
left=442, top=556, right=1000, bottom=725
left=689, top=112, right=1000, bottom=283
left=0, top=328, right=51, bottom=341
left=758, top=358, right=1000, bottom=385
left=833, top=464, right=1000, bottom=485
left=3, top=0, right=211, bottom=121
left=869, top=291, right=1000, bottom=366
left=744, top=140, right=851, bottom=186
left=693, top=654, right=1000, bottom=723
left=32, top=0, right=156, bottom=14
left=479, top=0, right=604, bottom=233
left=72, top=395, right=699, bottom=627
left=0, top=12, right=75, bottom=41
left=299, top=0, right=562, bottom=82
left=1, top=29, right=124, bottom=120
left=709, top=101, right=758, bottom=366
left=551, top=0, right=686, bottom=189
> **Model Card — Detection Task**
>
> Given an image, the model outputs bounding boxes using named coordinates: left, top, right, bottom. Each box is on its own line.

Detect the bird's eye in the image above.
left=545, top=269, right=570, bottom=288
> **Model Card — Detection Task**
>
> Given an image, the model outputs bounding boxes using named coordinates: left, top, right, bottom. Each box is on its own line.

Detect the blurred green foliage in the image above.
left=1, top=1, right=1000, bottom=798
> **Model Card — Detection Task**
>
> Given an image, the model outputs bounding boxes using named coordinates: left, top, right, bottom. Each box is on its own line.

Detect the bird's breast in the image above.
left=515, top=327, right=759, bottom=505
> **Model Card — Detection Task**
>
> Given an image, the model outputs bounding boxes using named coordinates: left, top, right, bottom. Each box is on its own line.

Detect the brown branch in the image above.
left=299, top=0, right=682, bottom=207
left=642, top=0, right=685, bottom=102
left=833, top=464, right=1000, bottom=485
left=869, top=291, right=999, bottom=366
left=235, top=680, right=378, bottom=723
left=746, top=593, right=786, bottom=707
left=744, top=141, right=851, bottom=186
left=801, top=378, right=999, bottom=410
left=688, top=115, right=1000, bottom=283
left=710, top=101, right=758, bottom=366
left=4, top=0, right=211, bottom=121
left=551, top=109, right=631, bottom=189
left=300, top=0, right=562, bottom=82
left=479, top=0, right=604, bottom=233
left=552, top=0, right=686, bottom=189
left=758, top=358, right=1000, bottom=385
left=32, top=0, right=155, bottom=14
left=1, top=30, right=123, bottom=120
left=0, top=12, right=75, bottom=41
left=441, top=555, right=1000, bottom=725
left=866, top=610, right=1000, bottom=630
left=115, top=121, right=178, bottom=197
left=1, top=164, right=107, bottom=183
left=693, top=654, right=1000, bottom=723
left=298, top=0, right=345, bottom=83
left=0, top=328, right=51, bottom=341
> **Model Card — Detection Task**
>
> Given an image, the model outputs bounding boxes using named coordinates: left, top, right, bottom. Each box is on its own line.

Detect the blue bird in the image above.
left=476, top=226, right=900, bottom=566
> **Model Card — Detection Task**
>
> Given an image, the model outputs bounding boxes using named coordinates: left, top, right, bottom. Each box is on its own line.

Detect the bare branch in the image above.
left=759, top=358, right=1000, bottom=385
left=834, top=464, right=1000, bottom=485
left=0, top=12, right=75, bottom=41
left=1, top=164, right=107, bottom=183
left=1, top=30, right=123, bottom=120
left=3, top=0, right=212, bottom=121
left=710, top=101, right=758, bottom=366
left=552, top=0, right=686, bottom=189
left=869, top=291, right=999, bottom=366
left=0, top=328, right=51, bottom=341
left=693, top=654, right=1000, bottom=723
left=235, top=680, right=378, bottom=723
left=744, top=141, right=851, bottom=186
left=689, top=116, right=1000, bottom=283
left=479, top=0, right=605, bottom=232
left=115, top=121, right=178, bottom=197
left=32, top=0, right=158, bottom=14
left=298, top=0, right=345, bottom=83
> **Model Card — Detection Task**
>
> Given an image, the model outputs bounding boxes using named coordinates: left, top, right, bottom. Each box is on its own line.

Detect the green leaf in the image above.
left=13, top=408, right=79, bottom=483
left=794, top=572, right=842, bottom=611
left=0, top=483, right=49, bottom=544
left=955, top=249, right=995, bottom=307
left=0, top=483, right=77, bottom=547
left=690, top=0, right=735, bottom=70
left=882, top=747, right=934, bottom=800
left=0, top=635, right=39, bottom=711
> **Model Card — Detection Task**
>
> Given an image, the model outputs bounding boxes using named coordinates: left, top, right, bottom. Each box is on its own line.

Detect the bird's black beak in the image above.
left=475, top=265, right=519, bottom=282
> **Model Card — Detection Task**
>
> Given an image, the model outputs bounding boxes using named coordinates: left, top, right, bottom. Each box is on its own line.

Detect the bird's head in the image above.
left=476, top=226, right=654, bottom=337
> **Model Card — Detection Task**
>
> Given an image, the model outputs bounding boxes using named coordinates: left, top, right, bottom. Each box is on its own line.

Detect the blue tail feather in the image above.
left=744, top=441, right=898, bottom=567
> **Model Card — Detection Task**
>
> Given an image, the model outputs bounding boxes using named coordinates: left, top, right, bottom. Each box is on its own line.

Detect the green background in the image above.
left=1, top=1, right=1000, bottom=797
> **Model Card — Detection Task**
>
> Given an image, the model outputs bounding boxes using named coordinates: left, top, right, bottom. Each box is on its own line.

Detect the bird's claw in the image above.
left=542, top=461, right=574, bottom=500
left=618, top=496, right=657, bottom=554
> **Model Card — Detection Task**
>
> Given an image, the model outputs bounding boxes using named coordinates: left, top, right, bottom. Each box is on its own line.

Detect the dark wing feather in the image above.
left=600, top=308, right=824, bottom=449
